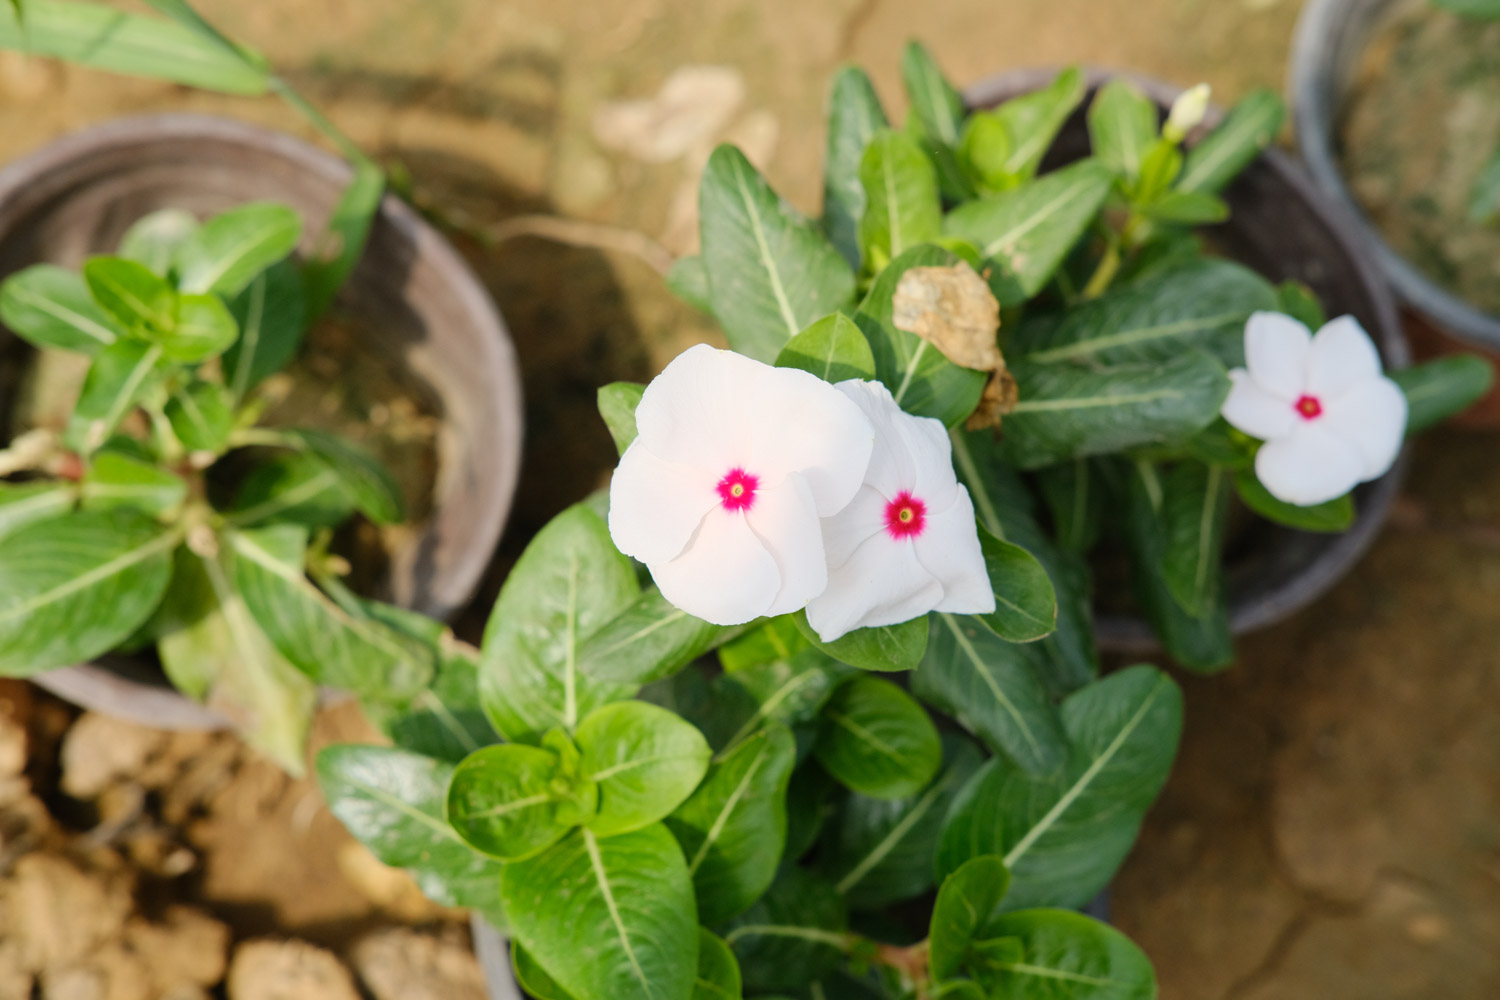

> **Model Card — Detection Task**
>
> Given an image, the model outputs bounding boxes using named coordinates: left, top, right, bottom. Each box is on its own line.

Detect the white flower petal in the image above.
left=1320, top=376, right=1407, bottom=481
left=1244, top=311, right=1312, bottom=399
left=632, top=344, right=759, bottom=470
left=822, top=485, right=888, bottom=571
left=607, top=441, right=720, bottom=564
left=1254, top=423, right=1364, bottom=507
left=912, top=489, right=995, bottom=615
left=834, top=380, right=960, bottom=508
left=1306, top=315, right=1383, bottom=400
left=649, top=508, right=780, bottom=626
left=741, top=368, right=875, bottom=515
left=1222, top=368, right=1298, bottom=442
left=743, top=474, right=829, bottom=617
left=805, top=534, right=943, bottom=643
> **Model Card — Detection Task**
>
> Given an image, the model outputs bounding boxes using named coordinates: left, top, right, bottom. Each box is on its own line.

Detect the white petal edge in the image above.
left=743, top=473, right=829, bottom=618
left=821, top=485, right=889, bottom=571
left=649, top=508, right=780, bottom=626
left=832, top=380, right=917, bottom=501
left=741, top=366, right=875, bottom=516
left=1306, top=315, right=1384, bottom=401
left=1253, top=423, right=1365, bottom=507
left=632, top=344, right=764, bottom=471
left=911, top=489, right=995, bottom=616
left=1244, top=311, right=1312, bottom=400
left=805, top=534, right=943, bottom=643
left=1222, top=369, right=1298, bottom=442
left=607, top=441, right=720, bottom=565
left=1319, top=376, right=1407, bottom=481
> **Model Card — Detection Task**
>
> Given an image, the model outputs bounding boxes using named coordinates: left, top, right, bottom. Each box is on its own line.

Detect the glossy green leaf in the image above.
left=303, top=158, right=384, bottom=320
left=1142, top=189, right=1229, bottom=225
left=693, top=930, right=742, bottom=1000
left=901, top=40, right=964, bottom=147
left=1394, top=356, right=1495, bottom=433
left=793, top=608, right=929, bottom=673
left=775, top=312, right=876, bottom=385
left=958, top=110, right=1014, bottom=193
left=915, top=613, right=1066, bottom=774
left=448, top=743, right=585, bottom=860
left=513, top=942, right=572, bottom=1000
left=716, top=616, right=809, bottom=673
left=1232, top=468, right=1354, bottom=533
left=821, top=734, right=983, bottom=910
left=80, top=449, right=185, bottom=515
left=1011, top=257, right=1276, bottom=366
left=698, top=144, right=856, bottom=363
left=667, top=254, right=712, bottom=313
left=1087, top=79, right=1158, bottom=182
left=0, top=1, right=270, bottom=94
left=1001, top=350, right=1231, bottom=469
left=223, top=258, right=308, bottom=401
left=226, top=451, right=354, bottom=529
left=0, top=509, right=175, bottom=676
left=366, top=637, right=500, bottom=762
left=854, top=244, right=987, bottom=426
left=576, top=700, right=711, bottom=837
left=230, top=525, right=434, bottom=700
left=814, top=676, right=941, bottom=800
left=976, top=525, right=1057, bottom=642
left=118, top=208, right=199, bottom=276
left=501, top=825, right=699, bottom=1000
left=782, top=763, right=836, bottom=868
left=159, top=292, right=238, bottom=362
left=937, top=665, right=1183, bottom=910
left=858, top=129, right=941, bottom=265
left=665, top=723, right=795, bottom=925
left=986, top=66, right=1086, bottom=183
left=479, top=504, right=640, bottom=742
left=0, top=482, right=75, bottom=541
left=718, top=647, right=850, bottom=747
left=164, top=379, right=234, bottom=453
left=598, top=381, right=647, bottom=457
left=972, top=909, right=1156, bottom=999
left=822, top=65, right=888, bottom=270
left=1160, top=461, right=1230, bottom=618
left=723, top=867, right=848, bottom=993
left=83, top=256, right=175, bottom=335
left=1177, top=88, right=1284, bottom=195
left=929, top=855, right=1013, bottom=980
left=0, top=264, right=121, bottom=354
left=943, top=159, right=1115, bottom=307
left=1034, top=459, right=1104, bottom=554
left=175, top=201, right=301, bottom=297
left=576, top=586, right=724, bottom=686
left=287, top=428, right=405, bottom=525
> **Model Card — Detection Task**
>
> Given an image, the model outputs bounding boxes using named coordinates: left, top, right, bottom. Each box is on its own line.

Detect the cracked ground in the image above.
left=0, top=0, right=1497, bottom=997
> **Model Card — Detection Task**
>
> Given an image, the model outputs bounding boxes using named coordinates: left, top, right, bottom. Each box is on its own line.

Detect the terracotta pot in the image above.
left=0, top=114, right=524, bottom=727
left=965, top=69, right=1409, bottom=654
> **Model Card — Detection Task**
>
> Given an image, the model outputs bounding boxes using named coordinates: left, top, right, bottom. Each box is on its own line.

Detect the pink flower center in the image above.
left=884, top=491, right=927, bottom=540
left=1294, top=394, right=1323, bottom=420
left=716, top=468, right=759, bottom=511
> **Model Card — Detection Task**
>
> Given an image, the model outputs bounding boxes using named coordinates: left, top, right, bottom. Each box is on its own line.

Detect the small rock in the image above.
left=593, top=65, right=745, bottom=163
left=226, top=940, right=361, bottom=1000
left=348, top=927, right=487, bottom=1000
left=0, top=939, right=31, bottom=1000
left=59, top=715, right=166, bottom=801
left=3, top=854, right=133, bottom=973
left=125, top=906, right=230, bottom=991
left=38, top=943, right=150, bottom=1000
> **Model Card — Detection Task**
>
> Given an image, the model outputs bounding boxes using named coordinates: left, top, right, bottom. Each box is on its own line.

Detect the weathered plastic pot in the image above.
left=965, top=69, right=1408, bottom=654
left=0, top=114, right=524, bottom=726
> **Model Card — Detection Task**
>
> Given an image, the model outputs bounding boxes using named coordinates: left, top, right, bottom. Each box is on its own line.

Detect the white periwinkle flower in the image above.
left=1164, top=82, right=1211, bottom=143
left=1222, top=311, right=1407, bottom=507
left=805, top=380, right=994, bottom=643
left=608, top=345, right=875, bottom=626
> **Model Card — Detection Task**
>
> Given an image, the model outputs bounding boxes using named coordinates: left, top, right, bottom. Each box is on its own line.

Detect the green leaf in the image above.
left=1135, top=139, right=1182, bottom=204
left=976, top=526, right=1057, bottom=642
left=479, top=504, right=640, bottom=742
left=80, top=449, right=185, bottom=515
left=501, top=825, right=699, bottom=1000
left=1468, top=144, right=1500, bottom=223
left=0, top=482, right=75, bottom=541
left=699, top=144, right=856, bottom=363
left=1142, top=189, right=1229, bottom=225
left=175, top=201, right=302, bottom=297
left=986, top=67, right=1086, bottom=183
left=815, top=676, right=941, bottom=800
left=226, top=451, right=353, bottom=528
left=367, top=637, right=500, bottom=762
left=793, top=609, right=929, bottom=673
left=287, top=428, right=405, bottom=524
left=1159, top=462, right=1230, bottom=618
left=1011, top=257, right=1277, bottom=366
left=83, top=256, right=175, bottom=335
left=665, top=723, right=795, bottom=925
left=1177, top=88, right=1284, bottom=195
left=943, top=159, right=1115, bottom=307
left=667, top=254, right=712, bottom=313
left=0, top=264, right=121, bottom=354
left=229, top=525, right=434, bottom=700
left=937, top=666, right=1183, bottom=910
left=1232, top=468, right=1353, bottom=533
left=821, top=734, right=983, bottom=910
left=1185, top=418, right=1256, bottom=470
left=0, top=1, right=270, bottom=93
left=958, top=111, right=1016, bottom=193
left=1034, top=459, right=1104, bottom=554
left=223, top=258, right=308, bottom=401
left=1002, top=350, right=1230, bottom=469
left=1087, top=79, right=1159, bottom=182
left=303, top=159, right=385, bottom=320
left=719, top=647, right=850, bottom=741
left=162, top=292, right=238, bottom=362
left=722, top=867, right=848, bottom=993
left=855, top=244, right=986, bottom=426
left=858, top=129, right=941, bottom=265
left=972, top=909, right=1156, bottom=999
left=901, top=40, right=964, bottom=147
left=448, top=742, right=586, bottom=860
left=577, top=700, right=711, bottom=837
left=576, top=586, right=724, bottom=686
left=513, top=942, right=573, bottom=1000
left=1393, top=356, right=1495, bottom=433
left=693, top=930, right=742, bottom=1000
left=1274, top=280, right=1327, bottom=331
left=0, top=509, right=176, bottom=676
left=598, top=381, right=647, bottom=457
left=118, top=208, right=199, bottom=276
left=775, top=312, right=876, bottom=384
left=717, top=616, right=809, bottom=672
left=1434, top=0, right=1500, bottom=17
left=929, top=855, right=1013, bottom=980
left=164, top=379, right=234, bottom=454
left=155, top=544, right=315, bottom=774
left=822, top=65, right=889, bottom=270
left=915, top=614, right=1067, bottom=775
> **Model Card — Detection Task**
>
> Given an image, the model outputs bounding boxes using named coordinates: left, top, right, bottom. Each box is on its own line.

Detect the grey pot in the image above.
left=471, top=915, right=524, bottom=1000
left=0, top=114, right=525, bottom=727
left=1290, top=0, right=1500, bottom=351
left=965, top=69, right=1408, bottom=654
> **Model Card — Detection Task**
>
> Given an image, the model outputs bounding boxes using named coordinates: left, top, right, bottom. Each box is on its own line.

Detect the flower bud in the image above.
left=1164, top=83, right=1211, bottom=144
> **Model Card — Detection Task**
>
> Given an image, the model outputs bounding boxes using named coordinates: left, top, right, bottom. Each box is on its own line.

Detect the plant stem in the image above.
left=1081, top=242, right=1121, bottom=300
left=228, top=427, right=299, bottom=450
left=268, top=76, right=373, bottom=168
